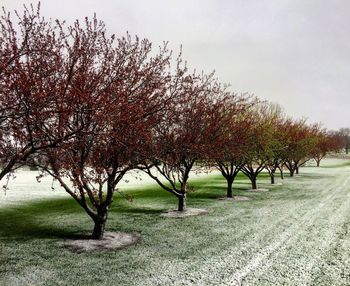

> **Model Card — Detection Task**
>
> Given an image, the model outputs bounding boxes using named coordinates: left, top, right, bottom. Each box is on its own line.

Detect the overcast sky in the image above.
left=2, top=0, right=349, bottom=129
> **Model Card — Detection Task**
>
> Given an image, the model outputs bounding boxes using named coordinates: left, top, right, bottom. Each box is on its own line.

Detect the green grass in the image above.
left=1, top=159, right=350, bottom=285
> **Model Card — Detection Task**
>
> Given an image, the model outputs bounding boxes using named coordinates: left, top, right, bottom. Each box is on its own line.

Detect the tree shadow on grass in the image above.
left=0, top=198, right=86, bottom=240
left=110, top=204, right=164, bottom=216
left=0, top=217, right=84, bottom=240
left=189, top=185, right=248, bottom=198
left=0, top=195, right=170, bottom=240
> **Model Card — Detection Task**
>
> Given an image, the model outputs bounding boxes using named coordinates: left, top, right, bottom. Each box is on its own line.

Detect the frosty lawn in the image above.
left=1, top=158, right=350, bottom=285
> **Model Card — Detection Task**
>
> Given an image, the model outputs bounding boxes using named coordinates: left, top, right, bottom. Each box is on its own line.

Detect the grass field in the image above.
left=1, top=159, right=350, bottom=285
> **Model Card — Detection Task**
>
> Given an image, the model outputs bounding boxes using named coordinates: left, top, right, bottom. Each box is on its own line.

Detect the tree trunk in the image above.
left=178, top=194, right=186, bottom=211
left=0, top=159, right=16, bottom=182
left=270, top=173, right=275, bottom=184
left=296, top=167, right=299, bottom=174
left=290, top=169, right=294, bottom=177
left=177, top=182, right=188, bottom=211
left=316, top=159, right=320, bottom=167
left=251, top=177, right=257, bottom=189
left=92, top=218, right=106, bottom=240
left=226, top=177, right=234, bottom=198
left=346, top=148, right=349, bottom=154
left=280, top=168, right=284, bottom=180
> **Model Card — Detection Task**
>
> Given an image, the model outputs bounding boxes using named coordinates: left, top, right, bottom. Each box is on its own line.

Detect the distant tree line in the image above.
left=0, top=4, right=344, bottom=239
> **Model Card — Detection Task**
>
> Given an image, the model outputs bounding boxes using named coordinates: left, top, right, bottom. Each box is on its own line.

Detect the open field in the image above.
left=1, top=159, right=350, bottom=285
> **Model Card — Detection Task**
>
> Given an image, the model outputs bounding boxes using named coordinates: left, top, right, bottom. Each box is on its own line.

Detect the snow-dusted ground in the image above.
left=1, top=158, right=350, bottom=286
left=135, top=158, right=350, bottom=286
left=202, top=163, right=350, bottom=286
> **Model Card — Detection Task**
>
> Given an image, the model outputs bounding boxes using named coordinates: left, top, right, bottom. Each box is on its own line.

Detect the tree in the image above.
left=142, top=71, right=228, bottom=211
left=239, top=103, right=277, bottom=189
left=34, top=16, right=172, bottom=239
left=263, top=104, right=288, bottom=185
left=208, top=95, right=254, bottom=197
left=311, top=131, right=343, bottom=166
left=283, top=120, right=319, bottom=176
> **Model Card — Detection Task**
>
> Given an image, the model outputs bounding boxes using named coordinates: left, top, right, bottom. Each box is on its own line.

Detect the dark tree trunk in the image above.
left=0, top=159, right=16, bottom=182
left=270, top=173, right=275, bottom=184
left=91, top=204, right=109, bottom=240
left=226, top=177, right=234, bottom=198
left=296, top=167, right=299, bottom=174
left=177, top=182, right=188, bottom=211
left=346, top=148, right=349, bottom=154
left=92, top=218, right=106, bottom=240
left=178, top=194, right=186, bottom=211
left=316, top=160, right=320, bottom=167
left=290, top=169, right=294, bottom=177
left=280, top=168, right=284, bottom=180
left=251, top=177, right=257, bottom=189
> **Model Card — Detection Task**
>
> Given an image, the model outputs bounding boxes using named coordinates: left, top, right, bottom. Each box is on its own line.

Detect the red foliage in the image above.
left=0, top=4, right=80, bottom=181
left=206, top=95, right=255, bottom=196
left=142, top=71, right=240, bottom=210
left=310, top=131, right=343, bottom=166
left=281, top=120, right=320, bottom=175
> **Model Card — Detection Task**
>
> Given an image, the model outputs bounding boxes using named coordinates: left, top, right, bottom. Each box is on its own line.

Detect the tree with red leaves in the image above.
left=142, top=71, right=231, bottom=211
left=283, top=120, right=319, bottom=176
left=311, top=131, right=343, bottom=167
left=208, top=95, right=254, bottom=197
left=31, top=15, right=172, bottom=239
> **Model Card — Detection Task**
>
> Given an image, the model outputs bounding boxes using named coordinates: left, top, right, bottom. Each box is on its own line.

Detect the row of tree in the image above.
left=0, top=5, right=344, bottom=239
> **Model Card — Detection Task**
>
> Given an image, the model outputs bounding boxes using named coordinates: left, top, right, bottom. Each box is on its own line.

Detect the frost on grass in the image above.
left=245, top=188, right=269, bottom=192
left=64, top=232, right=141, bottom=253
left=5, top=267, right=53, bottom=286
left=271, top=182, right=283, bottom=186
left=160, top=208, right=209, bottom=218
left=218, top=196, right=252, bottom=201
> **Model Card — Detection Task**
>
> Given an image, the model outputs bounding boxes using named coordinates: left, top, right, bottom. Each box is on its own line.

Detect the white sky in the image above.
left=2, top=0, right=349, bottom=129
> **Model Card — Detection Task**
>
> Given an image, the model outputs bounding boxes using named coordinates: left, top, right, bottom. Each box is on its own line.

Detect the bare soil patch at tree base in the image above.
left=218, top=196, right=252, bottom=201
left=160, top=208, right=209, bottom=218
left=64, top=231, right=141, bottom=253
left=245, top=188, right=269, bottom=192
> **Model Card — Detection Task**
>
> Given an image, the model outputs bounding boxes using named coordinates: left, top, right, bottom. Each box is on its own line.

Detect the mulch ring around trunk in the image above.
left=245, top=188, right=269, bottom=192
left=160, top=208, right=209, bottom=218
left=64, top=231, right=141, bottom=253
left=218, top=196, right=252, bottom=201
